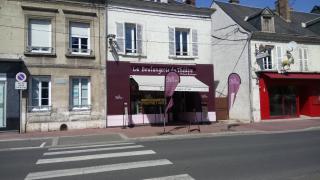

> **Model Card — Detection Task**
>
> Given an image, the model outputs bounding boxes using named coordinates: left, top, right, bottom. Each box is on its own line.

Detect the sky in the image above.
left=196, top=0, right=319, bottom=13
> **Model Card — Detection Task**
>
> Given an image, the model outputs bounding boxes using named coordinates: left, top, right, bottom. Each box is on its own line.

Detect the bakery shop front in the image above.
left=106, top=61, right=216, bottom=127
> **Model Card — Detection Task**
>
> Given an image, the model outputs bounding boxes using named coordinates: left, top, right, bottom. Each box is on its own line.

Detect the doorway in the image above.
left=0, top=81, right=6, bottom=128
left=269, top=86, right=298, bottom=118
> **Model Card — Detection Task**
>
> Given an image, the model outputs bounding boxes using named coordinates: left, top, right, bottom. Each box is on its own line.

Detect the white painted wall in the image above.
left=250, top=40, right=320, bottom=122
left=107, top=6, right=212, bottom=65
left=211, top=3, right=252, bottom=121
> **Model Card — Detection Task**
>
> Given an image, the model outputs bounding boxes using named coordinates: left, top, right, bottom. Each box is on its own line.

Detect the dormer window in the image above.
left=261, top=15, right=275, bottom=32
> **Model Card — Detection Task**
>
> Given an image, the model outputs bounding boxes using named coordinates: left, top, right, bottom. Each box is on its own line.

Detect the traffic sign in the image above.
left=15, top=82, right=27, bottom=90
left=16, top=72, right=27, bottom=82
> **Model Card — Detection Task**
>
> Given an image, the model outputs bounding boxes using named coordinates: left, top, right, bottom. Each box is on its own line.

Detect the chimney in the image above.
left=185, top=0, right=195, bottom=6
left=229, top=0, right=239, bottom=4
left=275, top=0, right=291, bottom=22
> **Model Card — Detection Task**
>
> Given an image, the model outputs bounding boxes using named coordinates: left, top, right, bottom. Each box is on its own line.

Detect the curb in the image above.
left=0, top=126, right=320, bottom=144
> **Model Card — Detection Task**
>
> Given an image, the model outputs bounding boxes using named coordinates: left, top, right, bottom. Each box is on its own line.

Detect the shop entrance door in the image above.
left=269, top=86, right=297, bottom=118
left=0, top=82, right=6, bottom=128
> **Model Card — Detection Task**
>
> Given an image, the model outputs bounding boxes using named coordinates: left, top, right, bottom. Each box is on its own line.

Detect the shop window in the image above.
left=130, top=88, right=165, bottom=115
left=69, top=22, right=91, bottom=55
left=30, top=76, right=51, bottom=111
left=27, top=19, right=52, bottom=53
left=70, top=77, right=90, bottom=110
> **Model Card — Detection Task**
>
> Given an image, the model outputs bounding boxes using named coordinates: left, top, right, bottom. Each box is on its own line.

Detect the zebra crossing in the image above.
left=25, top=142, right=195, bottom=180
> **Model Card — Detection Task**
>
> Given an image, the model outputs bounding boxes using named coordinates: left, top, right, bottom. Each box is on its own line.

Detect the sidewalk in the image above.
left=0, top=118, right=320, bottom=142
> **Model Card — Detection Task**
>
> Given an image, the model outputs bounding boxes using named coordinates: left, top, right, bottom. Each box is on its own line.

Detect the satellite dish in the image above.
left=287, top=41, right=298, bottom=51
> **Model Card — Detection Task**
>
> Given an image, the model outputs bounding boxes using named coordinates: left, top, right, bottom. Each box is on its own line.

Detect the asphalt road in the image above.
left=1, top=130, right=320, bottom=180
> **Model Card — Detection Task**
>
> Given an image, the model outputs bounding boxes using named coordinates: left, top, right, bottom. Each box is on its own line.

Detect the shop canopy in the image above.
left=130, top=75, right=209, bottom=92
left=263, top=73, right=320, bottom=80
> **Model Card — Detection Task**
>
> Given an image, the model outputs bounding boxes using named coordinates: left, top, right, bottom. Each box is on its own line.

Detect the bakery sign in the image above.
left=132, top=65, right=195, bottom=75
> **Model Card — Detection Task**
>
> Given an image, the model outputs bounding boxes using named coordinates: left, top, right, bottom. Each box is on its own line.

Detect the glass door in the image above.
left=269, top=86, right=297, bottom=117
left=0, top=82, right=5, bottom=128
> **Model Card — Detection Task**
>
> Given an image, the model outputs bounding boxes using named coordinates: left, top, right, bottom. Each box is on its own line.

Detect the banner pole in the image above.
left=164, top=97, right=166, bottom=133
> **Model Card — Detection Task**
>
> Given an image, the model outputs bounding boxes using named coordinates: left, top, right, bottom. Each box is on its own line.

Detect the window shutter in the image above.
left=168, top=27, right=175, bottom=56
left=70, top=22, right=90, bottom=38
left=276, top=46, right=282, bottom=70
left=192, top=29, right=198, bottom=57
left=299, top=48, right=303, bottom=71
left=303, top=48, right=308, bottom=71
left=29, top=19, right=51, bottom=48
left=116, top=22, right=125, bottom=54
left=136, top=24, right=143, bottom=55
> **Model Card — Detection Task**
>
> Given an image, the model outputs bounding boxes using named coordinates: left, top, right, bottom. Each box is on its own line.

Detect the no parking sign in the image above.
left=15, top=72, right=27, bottom=90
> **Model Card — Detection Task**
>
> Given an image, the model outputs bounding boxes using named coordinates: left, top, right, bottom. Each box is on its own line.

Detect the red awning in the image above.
left=263, top=73, right=320, bottom=80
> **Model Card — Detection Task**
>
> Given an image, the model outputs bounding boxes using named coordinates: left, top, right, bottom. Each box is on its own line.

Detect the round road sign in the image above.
left=16, top=72, right=27, bottom=82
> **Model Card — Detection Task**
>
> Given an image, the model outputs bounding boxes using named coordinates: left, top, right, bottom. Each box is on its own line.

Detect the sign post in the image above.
left=15, top=72, right=27, bottom=134
left=163, top=72, right=180, bottom=134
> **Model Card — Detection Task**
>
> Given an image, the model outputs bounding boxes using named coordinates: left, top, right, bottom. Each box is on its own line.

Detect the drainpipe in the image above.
left=247, top=33, right=254, bottom=123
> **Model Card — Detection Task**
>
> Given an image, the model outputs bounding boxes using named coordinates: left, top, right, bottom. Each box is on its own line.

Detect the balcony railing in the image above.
left=26, top=46, right=54, bottom=53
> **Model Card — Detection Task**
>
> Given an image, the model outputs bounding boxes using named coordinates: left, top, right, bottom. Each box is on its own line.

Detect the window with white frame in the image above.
left=116, top=22, right=143, bottom=55
left=70, top=22, right=90, bottom=55
left=299, top=48, right=308, bottom=71
left=30, top=76, right=51, bottom=111
left=175, top=28, right=189, bottom=56
left=28, top=19, right=52, bottom=53
left=262, top=49, right=273, bottom=70
left=70, top=77, right=90, bottom=110
left=168, top=27, right=198, bottom=58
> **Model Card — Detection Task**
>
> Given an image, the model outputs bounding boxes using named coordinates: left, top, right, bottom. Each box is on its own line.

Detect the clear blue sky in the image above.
left=196, top=0, right=319, bottom=13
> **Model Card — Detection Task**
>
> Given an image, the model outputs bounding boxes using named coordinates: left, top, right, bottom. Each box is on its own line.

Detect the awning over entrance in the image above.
left=131, top=75, right=209, bottom=92
left=263, top=73, right=320, bottom=80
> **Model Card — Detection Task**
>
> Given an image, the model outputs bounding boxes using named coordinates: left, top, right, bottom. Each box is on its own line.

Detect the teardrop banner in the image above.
left=162, top=71, right=180, bottom=134
left=165, top=71, right=180, bottom=113
left=228, top=73, right=241, bottom=110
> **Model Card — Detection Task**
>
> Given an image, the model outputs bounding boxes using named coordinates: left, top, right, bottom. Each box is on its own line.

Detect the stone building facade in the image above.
left=0, top=0, right=106, bottom=132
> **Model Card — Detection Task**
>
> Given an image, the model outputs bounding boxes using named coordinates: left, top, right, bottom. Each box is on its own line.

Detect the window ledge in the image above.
left=120, top=53, right=146, bottom=58
left=24, top=52, right=56, bottom=57
left=65, top=53, right=95, bottom=59
left=28, top=110, right=51, bottom=114
left=169, top=55, right=197, bottom=60
left=69, top=109, right=91, bottom=116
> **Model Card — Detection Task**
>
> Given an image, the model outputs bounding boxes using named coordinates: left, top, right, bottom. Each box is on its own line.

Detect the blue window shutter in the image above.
left=116, top=22, right=125, bottom=54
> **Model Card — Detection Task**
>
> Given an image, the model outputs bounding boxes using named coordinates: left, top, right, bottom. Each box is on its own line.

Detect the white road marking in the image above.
left=44, top=145, right=144, bottom=156
left=37, top=150, right=156, bottom=164
left=144, top=174, right=195, bottom=180
left=48, top=142, right=134, bottom=151
left=25, top=159, right=173, bottom=180
left=39, top=142, right=46, bottom=148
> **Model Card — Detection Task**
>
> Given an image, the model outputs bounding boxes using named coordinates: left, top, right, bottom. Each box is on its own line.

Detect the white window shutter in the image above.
left=168, top=27, right=175, bottom=56
left=136, top=24, right=143, bottom=55
left=116, top=22, right=125, bottom=54
left=276, top=46, right=282, bottom=70
left=192, top=29, right=198, bottom=57
left=303, top=48, right=308, bottom=71
left=29, top=19, right=51, bottom=48
left=299, top=48, right=303, bottom=71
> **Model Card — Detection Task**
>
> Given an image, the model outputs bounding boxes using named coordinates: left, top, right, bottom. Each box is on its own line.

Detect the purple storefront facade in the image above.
left=106, top=61, right=216, bottom=127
